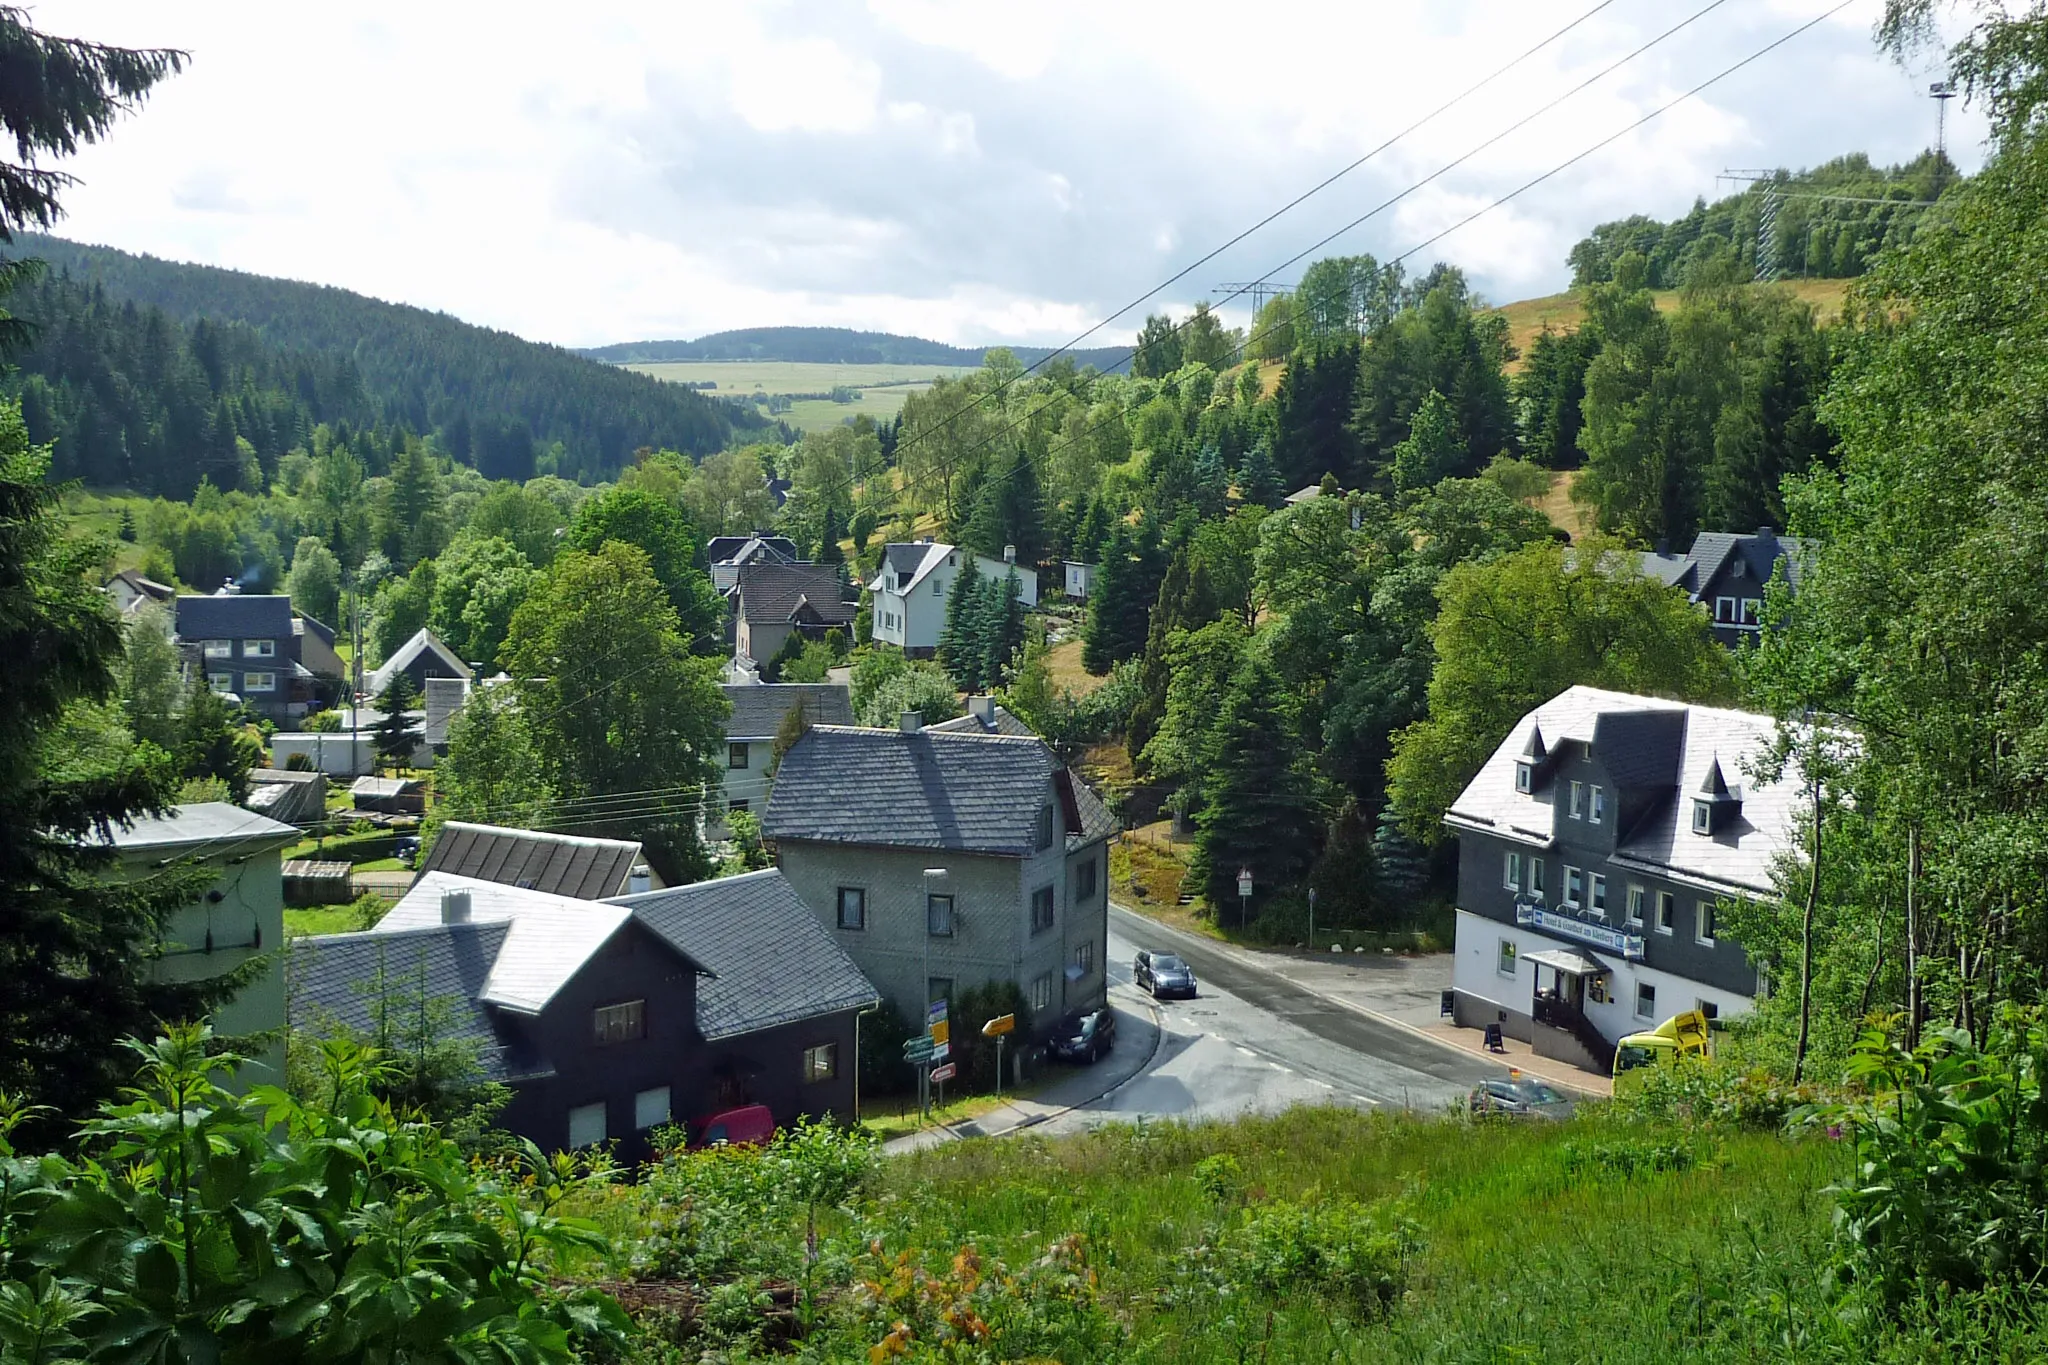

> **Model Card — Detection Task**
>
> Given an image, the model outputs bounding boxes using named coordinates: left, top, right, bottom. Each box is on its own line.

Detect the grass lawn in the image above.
left=1494, top=277, right=1853, bottom=373
left=621, top=360, right=977, bottom=392
left=1538, top=467, right=1595, bottom=541
left=858, top=1086, right=1036, bottom=1144
left=1043, top=637, right=1107, bottom=698
left=775, top=390, right=923, bottom=432
left=1109, top=823, right=1204, bottom=923
left=284, top=904, right=374, bottom=936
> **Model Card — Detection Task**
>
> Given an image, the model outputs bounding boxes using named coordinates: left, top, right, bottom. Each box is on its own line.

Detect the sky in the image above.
left=29, top=0, right=1984, bottom=351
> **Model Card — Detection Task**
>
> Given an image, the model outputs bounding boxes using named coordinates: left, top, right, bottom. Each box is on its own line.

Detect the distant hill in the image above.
left=8, top=235, right=761, bottom=487
left=582, top=325, right=1132, bottom=373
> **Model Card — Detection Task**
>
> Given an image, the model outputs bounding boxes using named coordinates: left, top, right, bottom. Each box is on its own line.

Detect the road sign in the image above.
left=929, top=1062, right=957, bottom=1084
left=1237, top=867, right=1253, bottom=898
left=902, top=1036, right=936, bottom=1063
left=930, top=1018, right=950, bottom=1047
left=927, top=999, right=949, bottom=1046
left=981, top=1013, right=1015, bottom=1037
left=931, top=1040, right=949, bottom=1063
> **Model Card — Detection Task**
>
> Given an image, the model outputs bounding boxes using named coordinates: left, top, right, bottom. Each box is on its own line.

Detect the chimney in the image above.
left=628, top=866, right=652, bottom=895
left=968, top=695, right=995, bottom=722
left=899, top=710, right=924, bottom=733
left=440, top=889, right=472, bottom=925
left=1003, top=544, right=1016, bottom=564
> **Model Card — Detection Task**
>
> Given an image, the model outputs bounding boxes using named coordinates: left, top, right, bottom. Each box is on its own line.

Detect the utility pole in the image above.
left=1214, top=282, right=1291, bottom=313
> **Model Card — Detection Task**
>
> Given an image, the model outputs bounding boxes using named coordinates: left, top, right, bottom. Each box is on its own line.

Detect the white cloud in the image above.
left=23, top=0, right=1985, bottom=348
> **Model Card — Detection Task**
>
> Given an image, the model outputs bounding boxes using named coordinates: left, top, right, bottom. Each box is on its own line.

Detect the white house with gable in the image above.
left=867, top=540, right=1039, bottom=657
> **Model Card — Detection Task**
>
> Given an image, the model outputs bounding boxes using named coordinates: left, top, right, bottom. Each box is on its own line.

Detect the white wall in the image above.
left=143, top=847, right=289, bottom=1087
left=271, top=732, right=377, bottom=777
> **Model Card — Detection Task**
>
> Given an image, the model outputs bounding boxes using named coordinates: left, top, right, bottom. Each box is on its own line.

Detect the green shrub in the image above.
left=1181, top=1196, right=1419, bottom=1315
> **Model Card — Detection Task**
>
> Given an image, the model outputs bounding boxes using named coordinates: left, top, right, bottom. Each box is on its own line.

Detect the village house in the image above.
left=717, top=683, right=855, bottom=823
left=365, top=627, right=472, bottom=697
left=866, top=541, right=1040, bottom=657
left=729, top=561, right=857, bottom=666
left=1444, top=686, right=1805, bottom=1073
left=1638, top=526, right=1808, bottom=648
left=173, top=592, right=311, bottom=723
left=763, top=716, right=1116, bottom=1035
left=290, top=869, right=878, bottom=1163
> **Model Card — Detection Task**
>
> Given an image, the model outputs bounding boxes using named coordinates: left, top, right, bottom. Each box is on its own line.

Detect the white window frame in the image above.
left=1563, top=865, right=1583, bottom=909
left=1030, top=972, right=1054, bottom=1013
left=634, top=1086, right=671, bottom=1130
left=1590, top=874, right=1607, bottom=916
left=568, top=1101, right=607, bottom=1149
left=1635, top=982, right=1657, bottom=1020
left=1740, top=598, right=1762, bottom=628
left=242, top=638, right=275, bottom=658
left=927, top=893, right=954, bottom=938
left=1497, top=938, right=1518, bottom=977
left=202, top=640, right=232, bottom=660
left=1502, top=851, right=1522, bottom=891
left=1696, top=1000, right=1720, bottom=1022
left=1529, top=858, right=1546, bottom=896
left=1656, top=890, right=1676, bottom=935
left=1514, top=763, right=1532, bottom=795
left=241, top=671, right=277, bottom=693
left=1715, top=596, right=1739, bottom=625
left=1569, top=780, right=1585, bottom=819
left=1589, top=785, right=1606, bottom=825
left=1626, top=883, right=1645, bottom=927
left=1696, top=898, right=1717, bottom=946
left=207, top=672, right=234, bottom=694
left=729, top=741, right=750, bottom=770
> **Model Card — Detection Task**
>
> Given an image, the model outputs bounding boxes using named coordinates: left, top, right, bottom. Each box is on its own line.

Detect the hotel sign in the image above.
left=1515, top=900, right=1646, bottom=962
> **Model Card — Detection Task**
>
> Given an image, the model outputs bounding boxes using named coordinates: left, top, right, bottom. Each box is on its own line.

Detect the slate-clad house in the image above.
left=866, top=541, right=1040, bottom=656
left=365, top=627, right=472, bottom=698
left=708, top=533, right=801, bottom=593
left=173, top=593, right=307, bottom=721
left=927, top=696, right=1036, bottom=739
left=422, top=821, right=660, bottom=899
left=291, top=869, right=877, bottom=1163
left=717, top=683, right=855, bottom=821
left=1638, top=526, right=1808, bottom=648
left=764, top=717, right=1117, bottom=1035
left=1444, top=686, right=1806, bottom=1073
left=730, top=562, right=858, bottom=666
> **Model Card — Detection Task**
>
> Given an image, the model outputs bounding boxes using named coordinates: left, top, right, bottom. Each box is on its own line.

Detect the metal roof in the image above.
left=100, top=802, right=299, bottom=855
left=421, top=821, right=645, bottom=901
left=609, top=868, right=880, bottom=1041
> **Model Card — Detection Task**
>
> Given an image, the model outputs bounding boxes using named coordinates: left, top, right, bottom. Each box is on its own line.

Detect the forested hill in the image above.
left=1568, top=151, right=1957, bottom=290
left=4, top=234, right=760, bottom=493
left=581, top=325, right=1133, bottom=372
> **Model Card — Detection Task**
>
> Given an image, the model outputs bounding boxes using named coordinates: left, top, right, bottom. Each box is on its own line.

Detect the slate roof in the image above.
left=764, top=725, right=1116, bottom=856
left=722, top=683, right=855, bottom=740
left=1632, top=530, right=1809, bottom=603
left=609, top=869, right=880, bottom=1041
left=1444, top=685, right=1809, bottom=897
left=377, top=872, right=654, bottom=1014
left=295, top=613, right=337, bottom=647
left=927, top=701, right=1037, bottom=738
left=109, top=569, right=174, bottom=603
left=869, top=542, right=951, bottom=594
left=421, top=821, right=646, bottom=900
left=732, top=562, right=856, bottom=629
left=708, top=533, right=800, bottom=565
left=100, top=801, right=299, bottom=855
left=289, top=922, right=525, bottom=1079
left=365, top=628, right=472, bottom=696
left=174, top=594, right=293, bottom=642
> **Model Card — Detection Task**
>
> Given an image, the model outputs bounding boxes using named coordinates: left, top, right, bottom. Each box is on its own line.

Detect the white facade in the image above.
left=1450, top=909, right=1756, bottom=1040
left=868, top=543, right=1039, bottom=653
left=271, top=731, right=378, bottom=778
left=1063, top=561, right=1095, bottom=600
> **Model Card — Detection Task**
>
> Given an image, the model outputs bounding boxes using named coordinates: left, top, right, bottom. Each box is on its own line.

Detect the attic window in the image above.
left=1514, top=762, right=1534, bottom=795
left=1692, top=799, right=1713, bottom=835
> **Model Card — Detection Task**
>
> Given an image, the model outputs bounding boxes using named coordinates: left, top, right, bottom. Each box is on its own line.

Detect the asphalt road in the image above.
left=1025, top=906, right=1499, bottom=1136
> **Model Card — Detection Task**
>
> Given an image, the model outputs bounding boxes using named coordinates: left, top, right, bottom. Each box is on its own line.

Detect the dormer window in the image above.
left=1515, top=722, right=1549, bottom=795
left=1691, top=799, right=1713, bottom=835
left=1693, top=756, right=1741, bottom=835
left=1514, top=763, right=1533, bottom=794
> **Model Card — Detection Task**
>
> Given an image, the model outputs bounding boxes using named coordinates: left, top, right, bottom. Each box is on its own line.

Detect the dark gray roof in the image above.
left=722, top=683, right=855, bottom=740
left=1590, top=709, right=1687, bottom=789
left=764, top=725, right=1114, bottom=855
left=927, top=702, right=1037, bottom=738
left=110, top=569, right=174, bottom=600
left=295, top=613, right=337, bottom=646
left=422, top=821, right=644, bottom=900
left=174, top=594, right=293, bottom=640
left=288, top=923, right=526, bottom=1080
left=708, top=533, right=799, bottom=565
left=733, top=562, right=856, bottom=628
left=609, top=869, right=880, bottom=1041
left=1686, top=529, right=1807, bottom=597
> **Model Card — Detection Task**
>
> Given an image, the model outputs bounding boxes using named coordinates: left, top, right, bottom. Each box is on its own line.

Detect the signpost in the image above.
left=981, top=1013, right=1015, bottom=1098
left=1237, top=867, right=1252, bottom=931
left=1307, top=886, right=1317, bottom=949
left=929, top=1062, right=957, bottom=1084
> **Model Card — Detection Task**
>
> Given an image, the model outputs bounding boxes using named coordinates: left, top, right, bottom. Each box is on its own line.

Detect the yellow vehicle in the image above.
left=1612, top=1009, right=1711, bottom=1079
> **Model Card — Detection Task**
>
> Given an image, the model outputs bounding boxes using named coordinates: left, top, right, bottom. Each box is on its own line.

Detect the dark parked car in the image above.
left=1468, top=1075, right=1575, bottom=1122
left=1133, top=949, right=1196, bottom=999
left=395, top=836, right=421, bottom=868
left=1048, top=1007, right=1117, bottom=1063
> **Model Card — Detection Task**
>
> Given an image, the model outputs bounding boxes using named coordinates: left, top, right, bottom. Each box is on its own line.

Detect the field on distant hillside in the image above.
left=1496, top=276, right=1855, bottom=373
left=624, top=359, right=982, bottom=433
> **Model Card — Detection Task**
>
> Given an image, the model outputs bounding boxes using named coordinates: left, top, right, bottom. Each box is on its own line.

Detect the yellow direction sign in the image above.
left=981, top=1013, right=1016, bottom=1037
left=930, top=1018, right=950, bottom=1046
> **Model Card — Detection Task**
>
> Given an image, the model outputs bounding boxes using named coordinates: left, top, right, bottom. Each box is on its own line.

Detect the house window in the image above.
left=802, top=1043, right=838, bottom=1084
left=1692, top=799, right=1713, bottom=835
left=927, top=894, right=954, bottom=937
left=1568, top=781, right=1584, bottom=819
left=1626, top=884, right=1646, bottom=926
left=1591, top=874, right=1608, bottom=916
left=568, top=1101, right=607, bottom=1149
left=1074, top=940, right=1095, bottom=975
left=727, top=799, right=749, bottom=814
left=1502, top=851, right=1522, bottom=891
left=729, top=742, right=750, bottom=769
left=1514, top=763, right=1533, bottom=794
left=1696, top=899, right=1717, bottom=945
left=1030, top=973, right=1054, bottom=1013
left=202, top=640, right=232, bottom=659
left=931, top=579, right=943, bottom=596
left=634, top=1086, right=671, bottom=1130
left=207, top=672, right=234, bottom=694
left=1656, top=891, right=1676, bottom=934
left=1697, top=1000, right=1720, bottom=1022
left=1498, top=939, right=1518, bottom=976
left=836, top=886, right=866, bottom=931
left=241, top=671, right=276, bottom=693
left=1635, top=982, right=1657, bottom=1020
left=592, top=999, right=645, bottom=1044
left=242, top=638, right=275, bottom=658
left=927, top=977, right=953, bottom=1005
left=1036, top=804, right=1055, bottom=850
left=1589, top=786, right=1606, bottom=824
left=1563, top=866, right=1583, bottom=909
left=1072, top=857, right=1098, bottom=902
left=1755, top=962, right=1772, bottom=1000
left=1031, top=885, right=1055, bottom=933
left=1529, top=858, right=1546, bottom=896
left=1715, top=596, right=1739, bottom=625
left=1740, top=598, right=1761, bottom=627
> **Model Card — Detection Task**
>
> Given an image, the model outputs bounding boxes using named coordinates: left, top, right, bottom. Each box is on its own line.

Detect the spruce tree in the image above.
left=372, top=674, right=422, bottom=771
left=980, top=571, right=1026, bottom=688
left=937, top=556, right=985, bottom=691
left=1194, top=657, right=1317, bottom=915
left=1237, top=439, right=1285, bottom=508
left=1127, top=544, right=1219, bottom=766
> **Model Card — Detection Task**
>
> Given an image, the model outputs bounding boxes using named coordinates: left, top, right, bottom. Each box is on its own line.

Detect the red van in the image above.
left=689, top=1104, right=775, bottom=1149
